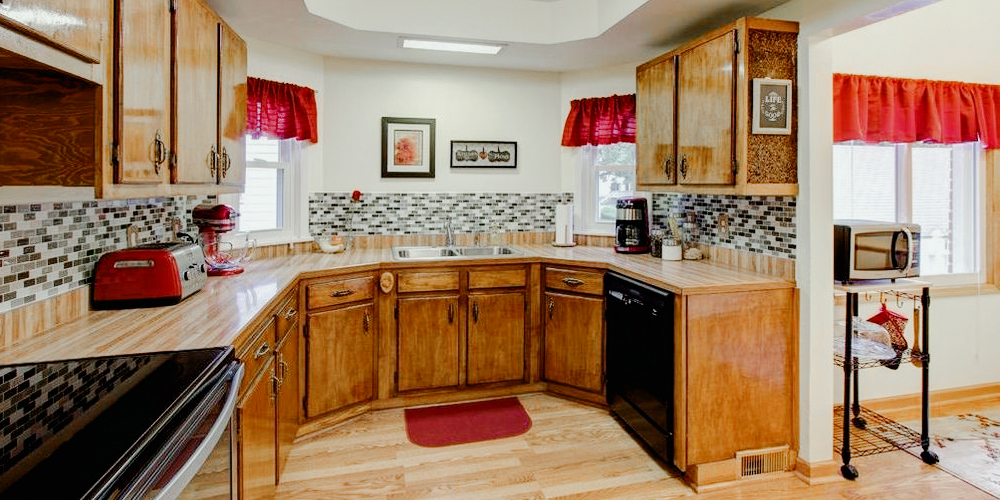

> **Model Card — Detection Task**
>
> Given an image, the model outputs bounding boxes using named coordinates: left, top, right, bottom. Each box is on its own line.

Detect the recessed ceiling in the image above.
left=206, top=0, right=792, bottom=72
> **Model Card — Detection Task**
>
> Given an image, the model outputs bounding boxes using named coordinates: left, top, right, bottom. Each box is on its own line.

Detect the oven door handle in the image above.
left=150, top=362, right=244, bottom=500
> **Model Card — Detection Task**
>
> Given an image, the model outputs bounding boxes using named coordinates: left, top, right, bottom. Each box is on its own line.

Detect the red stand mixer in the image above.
left=191, top=204, right=254, bottom=276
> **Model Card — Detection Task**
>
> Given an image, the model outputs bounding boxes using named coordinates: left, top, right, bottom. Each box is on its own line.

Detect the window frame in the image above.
left=218, top=136, right=309, bottom=247
left=575, top=143, right=639, bottom=236
left=833, top=140, right=993, bottom=292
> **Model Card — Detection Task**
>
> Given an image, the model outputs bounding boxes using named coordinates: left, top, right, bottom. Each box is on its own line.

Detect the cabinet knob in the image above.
left=270, top=373, right=279, bottom=402
left=153, top=130, right=167, bottom=174
left=284, top=308, right=297, bottom=320
left=547, top=299, right=555, bottom=319
left=447, top=303, right=455, bottom=323
left=209, top=145, right=219, bottom=177
left=680, top=155, right=689, bottom=179
left=663, top=157, right=672, bottom=176
left=220, top=147, right=232, bottom=178
left=472, top=302, right=480, bottom=323
left=331, top=289, right=355, bottom=297
left=562, top=277, right=585, bottom=287
left=363, top=311, right=371, bottom=334
left=280, top=357, right=289, bottom=385
left=254, top=341, right=270, bottom=359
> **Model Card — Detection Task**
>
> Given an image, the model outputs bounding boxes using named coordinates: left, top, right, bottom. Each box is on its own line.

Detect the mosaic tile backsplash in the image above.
left=309, top=192, right=574, bottom=237
left=0, top=195, right=215, bottom=315
left=0, top=356, right=151, bottom=476
left=651, top=194, right=796, bottom=259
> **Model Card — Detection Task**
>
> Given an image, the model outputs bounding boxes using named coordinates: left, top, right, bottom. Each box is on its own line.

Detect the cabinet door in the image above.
left=114, top=0, right=170, bottom=185
left=397, top=295, right=460, bottom=392
left=0, top=0, right=106, bottom=62
left=636, top=56, right=676, bottom=186
left=275, top=324, right=299, bottom=480
left=467, top=291, right=525, bottom=385
left=172, top=0, right=219, bottom=185
left=677, top=30, right=736, bottom=185
left=237, top=359, right=277, bottom=500
left=543, top=291, right=604, bottom=393
left=217, top=22, right=246, bottom=188
left=305, top=303, right=375, bottom=417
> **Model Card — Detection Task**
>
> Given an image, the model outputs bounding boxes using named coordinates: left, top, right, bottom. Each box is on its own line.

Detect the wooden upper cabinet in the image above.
left=172, top=0, right=219, bottom=185
left=636, top=17, right=799, bottom=196
left=467, top=291, right=526, bottom=385
left=218, top=22, right=246, bottom=188
left=677, top=30, right=736, bottom=186
left=543, top=291, right=604, bottom=393
left=113, top=0, right=170, bottom=185
left=636, top=55, right=677, bottom=186
left=0, top=0, right=107, bottom=62
left=397, top=295, right=460, bottom=392
left=306, top=303, right=375, bottom=417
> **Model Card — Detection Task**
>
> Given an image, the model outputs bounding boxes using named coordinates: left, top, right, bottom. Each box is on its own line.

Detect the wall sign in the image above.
left=752, top=78, right=792, bottom=135
left=450, top=141, right=517, bottom=168
left=381, top=117, right=436, bottom=178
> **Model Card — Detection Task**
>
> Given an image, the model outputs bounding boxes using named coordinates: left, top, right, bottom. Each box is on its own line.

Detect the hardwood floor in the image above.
left=274, top=393, right=994, bottom=500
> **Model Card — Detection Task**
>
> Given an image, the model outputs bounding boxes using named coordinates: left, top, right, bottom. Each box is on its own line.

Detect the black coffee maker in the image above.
left=614, top=197, right=651, bottom=253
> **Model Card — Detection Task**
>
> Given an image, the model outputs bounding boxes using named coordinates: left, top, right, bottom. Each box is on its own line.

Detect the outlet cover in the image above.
left=718, top=214, right=730, bottom=238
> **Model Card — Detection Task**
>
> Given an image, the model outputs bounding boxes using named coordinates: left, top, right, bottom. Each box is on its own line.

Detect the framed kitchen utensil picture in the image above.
left=751, top=78, right=792, bottom=135
left=382, top=117, right=436, bottom=178
left=450, top=141, right=517, bottom=168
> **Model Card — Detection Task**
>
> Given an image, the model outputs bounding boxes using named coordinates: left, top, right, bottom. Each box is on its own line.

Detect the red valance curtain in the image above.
left=246, top=77, right=318, bottom=143
left=834, top=73, right=1000, bottom=149
left=561, top=94, right=636, bottom=146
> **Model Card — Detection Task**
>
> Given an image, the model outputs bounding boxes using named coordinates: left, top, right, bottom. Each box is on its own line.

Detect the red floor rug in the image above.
left=404, top=397, right=532, bottom=447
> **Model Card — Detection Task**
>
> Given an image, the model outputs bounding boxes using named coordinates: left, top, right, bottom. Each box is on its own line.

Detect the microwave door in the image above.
left=891, top=228, right=914, bottom=274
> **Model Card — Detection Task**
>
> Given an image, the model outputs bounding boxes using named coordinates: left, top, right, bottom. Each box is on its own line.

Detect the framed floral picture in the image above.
left=381, top=117, right=436, bottom=178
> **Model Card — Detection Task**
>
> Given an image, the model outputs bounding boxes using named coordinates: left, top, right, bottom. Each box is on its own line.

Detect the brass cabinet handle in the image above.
left=680, top=155, right=689, bottom=179
left=472, top=302, right=480, bottom=323
left=284, top=308, right=297, bottom=320
left=363, top=311, right=371, bottom=335
left=153, top=130, right=167, bottom=174
left=280, top=357, right=289, bottom=386
left=562, top=277, right=585, bottom=287
left=209, top=144, right=219, bottom=177
left=270, top=373, right=279, bottom=401
left=663, top=157, right=672, bottom=175
left=221, top=147, right=231, bottom=178
left=548, top=299, right=555, bottom=319
left=448, top=303, right=455, bottom=323
left=254, top=341, right=270, bottom=359
left=331, top=289, right=355, bottom=297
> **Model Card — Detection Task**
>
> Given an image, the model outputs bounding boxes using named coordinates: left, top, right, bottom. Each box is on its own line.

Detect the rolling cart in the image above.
left=834, top=279, right=939, bottom=480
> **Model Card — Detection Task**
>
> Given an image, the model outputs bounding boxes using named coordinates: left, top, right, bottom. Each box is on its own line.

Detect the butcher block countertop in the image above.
left=0, top=245, right=792, bottom=364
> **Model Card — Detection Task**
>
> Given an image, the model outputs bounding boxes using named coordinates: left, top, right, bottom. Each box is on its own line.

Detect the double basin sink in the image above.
left=392, top=245, right=522, bottom=261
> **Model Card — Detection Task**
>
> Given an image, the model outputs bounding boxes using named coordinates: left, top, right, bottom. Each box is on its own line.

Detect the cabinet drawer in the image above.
left=545, top=267, right=604, bottom=295
left=469, top=268, right=526, bottom=289
left=397, top=271, right=460, bottom=293
left=307, top=276, right=375, bottom=309
left=275, top=293, right=299, bottom=341
left=237, top=316, right=276, bottom=387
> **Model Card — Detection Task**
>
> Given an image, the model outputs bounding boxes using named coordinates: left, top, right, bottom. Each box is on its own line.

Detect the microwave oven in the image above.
left=834, top=220, right=920, bottom=282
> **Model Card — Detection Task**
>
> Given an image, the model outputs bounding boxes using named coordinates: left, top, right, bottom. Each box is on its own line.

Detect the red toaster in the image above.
left=92, top=242, right=207, bottom=308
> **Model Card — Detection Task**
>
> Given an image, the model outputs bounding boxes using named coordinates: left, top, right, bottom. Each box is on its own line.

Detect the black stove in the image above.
left=0, top=347, right=240, bottom=500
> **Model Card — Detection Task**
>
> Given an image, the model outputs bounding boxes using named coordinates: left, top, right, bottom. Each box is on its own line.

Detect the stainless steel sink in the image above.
left=391, top=245, right=521, bottom=261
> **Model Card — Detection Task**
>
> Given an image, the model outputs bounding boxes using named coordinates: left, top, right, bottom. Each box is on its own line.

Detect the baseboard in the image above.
left=371, top=382, right=547, bottom=411
left=794, top=457, right=841, bottom=485
left=862, top=382, right=1000, bottom=422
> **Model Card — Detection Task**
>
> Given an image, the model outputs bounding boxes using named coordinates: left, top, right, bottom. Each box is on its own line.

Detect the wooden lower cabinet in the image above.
left=237, top=358, right=277, bottom=500
left=467, top=291, right=526, bottom=385
left=305, top=302, right=375, bottom=417
left=543, top=291, right=604, bottom=393
left=275, top=325, right=299, bottom=479
left=397, top=295, right=460, bottom=392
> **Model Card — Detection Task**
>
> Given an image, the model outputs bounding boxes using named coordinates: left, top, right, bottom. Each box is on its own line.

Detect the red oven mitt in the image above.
left=867, top=303, right=909, bottom=369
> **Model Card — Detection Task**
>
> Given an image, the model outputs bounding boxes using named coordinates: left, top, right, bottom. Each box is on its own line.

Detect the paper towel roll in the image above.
left=554, top=203, right=573, bottom=245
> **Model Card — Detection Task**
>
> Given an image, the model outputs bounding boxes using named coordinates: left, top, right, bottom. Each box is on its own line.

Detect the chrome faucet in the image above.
left=444, top=216, right=455, bottom=247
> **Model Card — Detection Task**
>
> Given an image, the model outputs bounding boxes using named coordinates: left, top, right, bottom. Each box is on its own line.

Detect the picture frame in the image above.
left=751, top=78, right=792, bottom=135
left=381, top=117, right=436, bottom=178
left=450, top=141, right=517, bottom=168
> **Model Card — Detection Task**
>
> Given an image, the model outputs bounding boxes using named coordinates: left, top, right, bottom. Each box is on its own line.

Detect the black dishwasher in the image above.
left=605, top=271, right=674, bottom=463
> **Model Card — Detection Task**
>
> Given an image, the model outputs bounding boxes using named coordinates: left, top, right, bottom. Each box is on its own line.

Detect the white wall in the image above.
left=827, top=0, right=1000, bottom=399
left=322, top=57, right=563, bottom=193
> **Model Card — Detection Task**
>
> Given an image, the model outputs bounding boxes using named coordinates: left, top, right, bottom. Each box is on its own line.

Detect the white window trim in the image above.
left=219, top=138, right=310, bottom=248
left=574, top=144, right=641, bottom=236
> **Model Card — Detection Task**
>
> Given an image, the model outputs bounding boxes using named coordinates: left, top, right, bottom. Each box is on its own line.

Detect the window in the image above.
left=833, top=141, right=982, bottom=279
left=222, top=135, right=302, bottom=242
left=577, top=142, right=636, bottom=233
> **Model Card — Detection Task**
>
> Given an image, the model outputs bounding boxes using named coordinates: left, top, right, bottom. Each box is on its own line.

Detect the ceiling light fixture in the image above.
left=400, top=38, right=504, bottom=55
